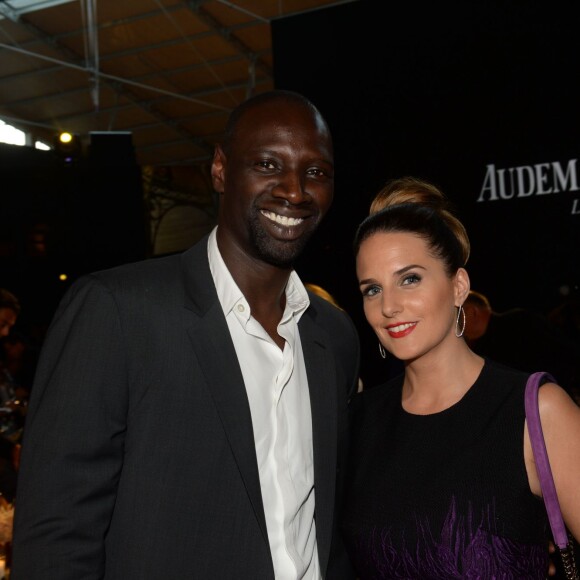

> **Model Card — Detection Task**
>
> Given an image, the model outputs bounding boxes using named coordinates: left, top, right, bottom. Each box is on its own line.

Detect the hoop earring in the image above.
left=455, top=304, right=466, bottom=338
left=379, top=343, right=386, bottom=359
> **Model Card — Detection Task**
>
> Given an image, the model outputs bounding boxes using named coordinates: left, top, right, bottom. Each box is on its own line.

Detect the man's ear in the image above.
left=454, top=268, right=470, bottom=306
left=211, top=144, right=226, bottom=193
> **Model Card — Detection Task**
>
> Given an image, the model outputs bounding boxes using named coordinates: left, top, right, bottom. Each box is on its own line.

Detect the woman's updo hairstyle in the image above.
left=354, top=176, right=470, bottom=276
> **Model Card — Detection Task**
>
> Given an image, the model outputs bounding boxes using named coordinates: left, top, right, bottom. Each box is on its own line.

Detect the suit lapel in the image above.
left=180, top=239, right=270, bottom=545
left=299, top=309, right=338, bottom=577
left=179, top=239, right=340, bottom=573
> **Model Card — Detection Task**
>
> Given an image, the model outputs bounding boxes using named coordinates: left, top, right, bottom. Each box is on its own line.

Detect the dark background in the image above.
left=1, top=0, right=579, bottom=389
left=272, top=0, right=580, bottom=386
left=0, top=135, right=147, bottom=340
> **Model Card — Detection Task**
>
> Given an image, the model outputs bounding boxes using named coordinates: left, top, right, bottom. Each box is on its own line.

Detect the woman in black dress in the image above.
left=341, top=177, right=580, bottom=579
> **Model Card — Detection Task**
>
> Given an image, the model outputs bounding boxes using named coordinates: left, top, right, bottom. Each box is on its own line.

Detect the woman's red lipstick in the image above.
left=386, top=322, right=417, bottom=338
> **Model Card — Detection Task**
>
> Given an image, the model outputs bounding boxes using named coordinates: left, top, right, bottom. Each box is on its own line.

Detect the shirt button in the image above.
left=237, top=304, right=245, bottom=312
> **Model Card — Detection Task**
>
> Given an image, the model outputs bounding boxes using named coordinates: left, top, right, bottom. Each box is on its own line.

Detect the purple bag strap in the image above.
left=524, top=371, right=569, bottom=549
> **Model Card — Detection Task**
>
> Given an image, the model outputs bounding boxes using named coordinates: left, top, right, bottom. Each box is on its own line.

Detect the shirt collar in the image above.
left=207, top=226, right=310, bottom=321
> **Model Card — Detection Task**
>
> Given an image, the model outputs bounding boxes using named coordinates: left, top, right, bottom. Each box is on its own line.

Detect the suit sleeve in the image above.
left=11, top=275, right=129, bottom=580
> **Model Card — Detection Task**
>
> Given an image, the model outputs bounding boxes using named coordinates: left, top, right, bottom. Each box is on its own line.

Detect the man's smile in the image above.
left=260, top=209, right=305, bottom=227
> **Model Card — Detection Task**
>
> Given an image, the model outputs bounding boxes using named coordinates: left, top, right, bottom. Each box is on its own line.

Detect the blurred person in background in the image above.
left=0, top=288, right=23, bottom=503
left=464, top=289, right=580, bottom=405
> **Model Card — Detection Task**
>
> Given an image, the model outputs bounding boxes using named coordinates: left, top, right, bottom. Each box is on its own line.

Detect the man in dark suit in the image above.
left=11, top=90, right=360, bottom=579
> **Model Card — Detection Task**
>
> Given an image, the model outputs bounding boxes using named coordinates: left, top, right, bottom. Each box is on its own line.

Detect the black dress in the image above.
left=341, top=359, right=550, bottom=579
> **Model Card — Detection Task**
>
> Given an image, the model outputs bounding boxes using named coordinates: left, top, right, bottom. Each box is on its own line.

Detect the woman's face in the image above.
left=356, top=231, right=468, bottom=362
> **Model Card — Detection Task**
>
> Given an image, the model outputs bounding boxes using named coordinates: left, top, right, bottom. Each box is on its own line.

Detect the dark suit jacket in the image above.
left=11, top=236, right=360, bottom=579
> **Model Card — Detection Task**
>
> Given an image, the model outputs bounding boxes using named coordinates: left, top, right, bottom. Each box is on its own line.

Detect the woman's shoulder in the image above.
left=482, top=357, right=528, bottom=379
left=479, top=357, right=531, bottom=392
left=475, top=358, right=574, bottom=418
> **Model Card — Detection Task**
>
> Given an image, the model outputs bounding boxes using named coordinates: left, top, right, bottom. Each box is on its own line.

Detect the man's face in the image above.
left=0, top=307, right=17, bottom=338
left=212, top=100, right=334, bottom=268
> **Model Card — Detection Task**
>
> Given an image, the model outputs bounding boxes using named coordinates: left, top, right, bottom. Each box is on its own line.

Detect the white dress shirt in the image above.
left=208, top=227, right=321, bottom=580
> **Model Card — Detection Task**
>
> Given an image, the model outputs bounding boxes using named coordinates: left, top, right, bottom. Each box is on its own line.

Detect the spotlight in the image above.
left=59, top=132, right=73, bottom=144
left=53, top=131, right=82, bottom=164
